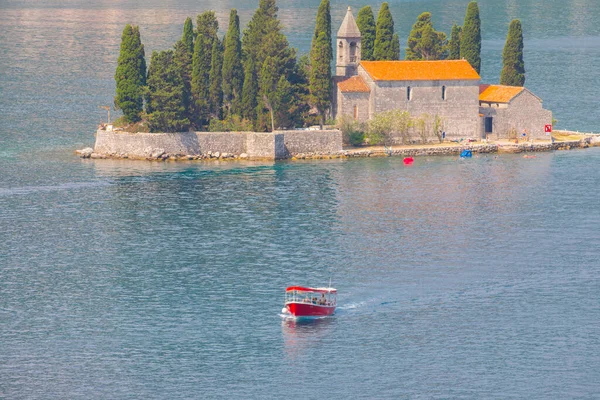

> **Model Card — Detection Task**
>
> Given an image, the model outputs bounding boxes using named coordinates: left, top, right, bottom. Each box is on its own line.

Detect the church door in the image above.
left=485, top=117, right=493, bottom=133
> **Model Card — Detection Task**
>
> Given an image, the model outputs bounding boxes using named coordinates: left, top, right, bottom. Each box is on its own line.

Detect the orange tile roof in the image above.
left=360, top=60, right=480, bottom=81
left=479, top=84, right=524, bottom=103
left=338, top=76, right=370, bottom=93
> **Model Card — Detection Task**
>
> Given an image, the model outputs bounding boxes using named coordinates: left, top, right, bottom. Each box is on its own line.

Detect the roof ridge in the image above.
left=359, top=59, right=481, bottom=81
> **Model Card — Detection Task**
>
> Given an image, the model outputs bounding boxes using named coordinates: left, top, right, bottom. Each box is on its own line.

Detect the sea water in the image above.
left=1, top=1, right=600, bottom=398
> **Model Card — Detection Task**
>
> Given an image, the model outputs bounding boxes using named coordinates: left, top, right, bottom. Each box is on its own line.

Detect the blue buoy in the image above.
left=460, top=149, right=473, bottom=158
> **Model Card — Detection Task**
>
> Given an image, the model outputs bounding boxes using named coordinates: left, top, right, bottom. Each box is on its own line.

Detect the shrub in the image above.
left=367, top=109, right=412, bottom=145
left=433, top=114, right=444, bottom=143
left=337, top=115, right=366, bottom=146
left=209, top=115, right=254, bottom=132
left=349, top=131, right=365, bottom=146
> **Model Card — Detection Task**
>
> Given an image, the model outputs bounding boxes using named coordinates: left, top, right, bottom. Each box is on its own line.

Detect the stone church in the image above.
left=333, top=7, right=552, bottom=141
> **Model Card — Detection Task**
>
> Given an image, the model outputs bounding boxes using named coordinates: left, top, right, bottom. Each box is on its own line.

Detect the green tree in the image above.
left=191, top=11, right=219, bottom=127
left=500, top=19, right=525, bottom=86
left=406, top=12, right=448, bottom=60
left=392, top=33, right=401, bottom=60
left=448, top=23, right=461, bottom=60
left=460, top=1, right=482, bottom=73
left=288, top=54, right=312, bottom=127
left=242, top=0, right=296, bottom=80
left=175, top=19, right=194, bottom=122
left=182, top=17, right=194, bottom=55
left=310, top=0, right=332, bottom=128
left=208, top=36, right=223, bottom=119
left=173, top=40, right=193, bottom=123
left=259, top=56, right=279, bottom=132
left=242, top=0, right=297, bottom=129
left=310, top=32, right=332, bottom=128
left=115, top=24, right=146, bottom=123
left=374, top=2, right=398, bottom=60
left=222, top=9, right=244, bottom=116
left=241, top=58, right=258, bottom=122
left=146, top=50, right=190, bottom=133
left=274, top=76, right=293, bottom=128
left=357, top=6, right=376, bottom=61
left=312, top=0, right=332, bottom=56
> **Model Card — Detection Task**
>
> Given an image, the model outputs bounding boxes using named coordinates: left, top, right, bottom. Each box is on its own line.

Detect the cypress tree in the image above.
left=274, top=75, right=293, bottom=128
left=448, top=23, right=461, bottom=60
left=310, top=0, right=332, bottom=127
left=392, top=33, right=401, bottom=60
left=115, top=24, right=146, bottom=123
left=243, top=0, right=297, bottom=128
left=373, top=3, right=397, bottom=60
left=460, top=1, right=482, bottom=73
left=146, top=50, right=190, bottom=133
left=208, top=36, right=223, bottom=119
left=259, top=56, right=279, bottom=132
left=500, top=19, right=525, bottom=86
left=191, top=11, right=218, bottom=127
left=182, top=17, right=194, bottom=55
left=406, top=12, right=447, bottom=60
left=173, top=40, right=193, bottom=123
left=241, top=58, right=258, bottom=122
left=312, top=0, right=332, bottom=56
left=242, top=0, right=296, bottom=81
left=356, top=6, right=376, bottom=61
left=222, top=9, right=244, bottom=116
left=288, top=54, right=312, bottom=127
left=310, top=31, right=333, bottom=128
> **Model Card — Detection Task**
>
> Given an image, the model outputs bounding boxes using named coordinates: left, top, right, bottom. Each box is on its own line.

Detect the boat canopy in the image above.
left=286, top=286, right=337, bottom=294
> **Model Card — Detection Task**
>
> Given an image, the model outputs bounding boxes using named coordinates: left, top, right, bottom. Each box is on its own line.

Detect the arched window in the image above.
left=338, top=41, right=344, bottom=60
left=353, top=105, right=358, bottom=120
left=349, top=42, right=357, bottom=62
left=407, top=86, right=412, bottom=101
left=442, top=86, right=446, bottom=100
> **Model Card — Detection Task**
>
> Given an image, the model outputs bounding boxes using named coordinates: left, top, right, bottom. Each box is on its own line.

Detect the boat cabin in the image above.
left=285, top=286, right=337, bottom=307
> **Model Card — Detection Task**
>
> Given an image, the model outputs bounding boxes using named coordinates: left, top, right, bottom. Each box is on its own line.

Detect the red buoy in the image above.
left=403, top=157, right=414, bottom=165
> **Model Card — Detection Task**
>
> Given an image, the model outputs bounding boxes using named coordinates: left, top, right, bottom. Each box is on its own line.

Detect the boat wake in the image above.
left=279, top=313, right=333, bottom=321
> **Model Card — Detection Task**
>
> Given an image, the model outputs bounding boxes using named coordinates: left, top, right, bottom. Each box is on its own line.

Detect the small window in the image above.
left=442, top=86, right=446, bottom=100
left=353, top=105, right=358, bottom=120
left=407, top=86, right=412, bottom=101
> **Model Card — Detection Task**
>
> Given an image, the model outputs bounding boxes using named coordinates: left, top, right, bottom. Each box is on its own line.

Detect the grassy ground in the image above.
left=552, top=130, right=591, bottom=141
left=111, top=116, right=149, bottom=133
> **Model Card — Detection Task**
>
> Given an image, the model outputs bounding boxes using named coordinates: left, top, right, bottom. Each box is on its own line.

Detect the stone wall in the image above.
left=94, top=130, right=201, bottom=157
left=196, top=132, right=247, bottom=154
left=370, top=79, right=481, bottom=139
left=246, top=132, right=276, bottom=160
left=480, top=90, right=553, bottom=140
left=278, top=130, right=343, bottom=156
left=93, top=129, right=343, bottom=160
left=338, top=92, right=370, bottom=122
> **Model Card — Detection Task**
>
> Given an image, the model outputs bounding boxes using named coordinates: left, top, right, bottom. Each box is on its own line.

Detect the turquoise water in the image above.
left=1, top=1, right=600, bottom=398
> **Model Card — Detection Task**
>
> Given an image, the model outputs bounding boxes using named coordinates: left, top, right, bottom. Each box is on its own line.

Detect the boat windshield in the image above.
left=285, top=290, right=336, bottom=306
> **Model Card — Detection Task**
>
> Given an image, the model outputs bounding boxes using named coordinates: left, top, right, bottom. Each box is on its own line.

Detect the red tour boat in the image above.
left=282, top=286, right=337, bottom=317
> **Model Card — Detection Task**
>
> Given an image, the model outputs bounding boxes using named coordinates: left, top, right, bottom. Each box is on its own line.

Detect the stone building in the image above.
left=333, top=7, right=552, bottom=141
left=479, top=84, right=552, bottom=139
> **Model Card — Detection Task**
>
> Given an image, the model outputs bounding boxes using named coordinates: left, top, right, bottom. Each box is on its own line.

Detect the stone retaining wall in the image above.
left=196, top=132, right=247, bottom=155
left=279, top=130, right=342, bottom=156
left=93, top=129, right=344, bottom=160
left=94, top=131, right=201, bottom=157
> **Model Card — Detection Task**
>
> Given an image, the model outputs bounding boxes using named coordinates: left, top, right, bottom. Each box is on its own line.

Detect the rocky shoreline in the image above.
left=77, top=137, right=598, bottom=161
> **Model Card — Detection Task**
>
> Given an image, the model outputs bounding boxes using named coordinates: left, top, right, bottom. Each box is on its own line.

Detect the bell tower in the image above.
left=336, top=7, right=362, bottom=77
